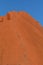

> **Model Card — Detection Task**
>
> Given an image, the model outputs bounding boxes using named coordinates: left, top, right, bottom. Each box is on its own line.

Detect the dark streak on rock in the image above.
left=7, top=13, right=11, bottom=20
left=0, top=17, right=3, bottom=22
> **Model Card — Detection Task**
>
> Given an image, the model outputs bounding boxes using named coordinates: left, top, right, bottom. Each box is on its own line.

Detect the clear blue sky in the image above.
left=0, top=0, right=43, bottom=26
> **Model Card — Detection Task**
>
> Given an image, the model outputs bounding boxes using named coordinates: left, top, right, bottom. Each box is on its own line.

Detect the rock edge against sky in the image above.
left=0, top=11, right=43, bottom=65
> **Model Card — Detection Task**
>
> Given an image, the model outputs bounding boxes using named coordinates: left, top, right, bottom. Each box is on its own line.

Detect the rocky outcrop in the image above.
left=0, top=11, right=43, bottom=65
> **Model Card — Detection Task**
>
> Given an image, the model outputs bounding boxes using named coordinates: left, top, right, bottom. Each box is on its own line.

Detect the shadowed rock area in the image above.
left=0, top=11, right=43, bottom=65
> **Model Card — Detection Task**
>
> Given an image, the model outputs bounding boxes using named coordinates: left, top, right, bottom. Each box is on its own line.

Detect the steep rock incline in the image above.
left=0, top=11, right=43, bottom=65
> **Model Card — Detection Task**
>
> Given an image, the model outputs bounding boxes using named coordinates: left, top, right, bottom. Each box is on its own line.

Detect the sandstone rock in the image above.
left=0, top=11, right=43, bottom=65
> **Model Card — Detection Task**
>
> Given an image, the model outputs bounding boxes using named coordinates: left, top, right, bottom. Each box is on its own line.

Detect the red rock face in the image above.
left=0, top=11, right=43, bottom=65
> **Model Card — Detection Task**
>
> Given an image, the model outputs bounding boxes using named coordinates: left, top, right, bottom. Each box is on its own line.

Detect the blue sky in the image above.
left=0, top=0, right=43, bottom=26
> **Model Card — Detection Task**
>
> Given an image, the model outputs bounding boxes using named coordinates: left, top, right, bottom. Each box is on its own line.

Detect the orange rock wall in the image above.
left=0, top=11, right=43, bottom=65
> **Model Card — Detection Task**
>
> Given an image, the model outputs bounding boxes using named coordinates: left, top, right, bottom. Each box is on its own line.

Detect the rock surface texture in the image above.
left=0, top=11, right=43, bottom=65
